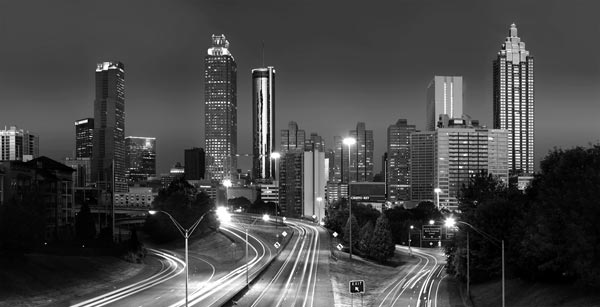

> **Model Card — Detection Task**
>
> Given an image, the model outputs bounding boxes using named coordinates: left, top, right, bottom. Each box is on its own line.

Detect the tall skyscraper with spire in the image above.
left=252, top=66, right=276, bottom=181
left=205, top=34, right=237, bottom=181
left=493, top=23, right=534, bottom=176
left=92, top=61, right=127, bottom=193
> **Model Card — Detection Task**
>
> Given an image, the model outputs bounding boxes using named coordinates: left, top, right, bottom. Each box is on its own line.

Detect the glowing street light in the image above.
left=444, top=217, right=505, bottom=307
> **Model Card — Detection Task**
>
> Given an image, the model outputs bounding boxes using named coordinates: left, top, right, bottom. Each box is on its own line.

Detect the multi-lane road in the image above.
left=377, top=245, right=450, bottom=307
left=69, top=216, right=332, bottom=307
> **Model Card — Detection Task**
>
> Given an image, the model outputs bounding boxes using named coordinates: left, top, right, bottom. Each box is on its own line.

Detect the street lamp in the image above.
left=148, top=210, right=211, bottom=307
left=409, top=225, right=414, bottom=256
left=223, top=179, right=232, bottom=208
left=343, top=137, right=356, bottom=260
left=445, top=217, right=505, bottom=307
left=434, top=188, right=442, bottom=210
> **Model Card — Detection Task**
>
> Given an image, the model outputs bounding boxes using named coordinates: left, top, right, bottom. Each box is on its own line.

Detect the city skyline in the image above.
left=1, top=1, right=599, bottom=174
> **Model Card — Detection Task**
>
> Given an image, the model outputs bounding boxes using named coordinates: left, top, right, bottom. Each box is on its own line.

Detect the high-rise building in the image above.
left=125, top=136, right=156, bottom=184
left=493, top=23, right=534, bottom=176
left=331, top=136, right=345, bottom=183
left=280, top=121, right=305, bottom=153
left=426, top=76, right=463, bottom=131
left=75, top=118, right=94, bottom=158
left=411, top=116, right=509, bottom=211
left=387, top=119, right=416, bottom=202
left=185, top=147, right=205, bottom=180
left=205, top=34, right=237, bottom=181
left=305, top=133, right=325, bottom=152
left=92, top=61, right=127, bottom=193
left=410, top=131, right=435, bottom=202
left=252, top=66, right=276, bottom=181
left=349, top=122, right=374, bottom=182
left=0, top=126, right=38, bottom=161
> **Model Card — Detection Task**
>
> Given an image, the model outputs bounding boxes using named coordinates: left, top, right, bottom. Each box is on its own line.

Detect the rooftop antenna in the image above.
left=262, top=41, right=265, bottom=67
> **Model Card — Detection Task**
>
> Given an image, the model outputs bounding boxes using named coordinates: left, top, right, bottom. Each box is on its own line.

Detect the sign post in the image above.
left=349, top=280, right=365, bottom=307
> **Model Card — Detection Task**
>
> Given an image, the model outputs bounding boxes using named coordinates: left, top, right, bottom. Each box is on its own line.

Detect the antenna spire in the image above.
left=262, top=41, right=265, bottom=67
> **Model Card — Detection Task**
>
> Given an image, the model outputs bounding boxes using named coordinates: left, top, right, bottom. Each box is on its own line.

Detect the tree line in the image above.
left=446, top=143, right=600, bottom=288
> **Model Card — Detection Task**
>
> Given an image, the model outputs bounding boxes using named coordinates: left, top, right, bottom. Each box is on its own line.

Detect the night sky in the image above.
left=1, top=0, right=599, bottom=174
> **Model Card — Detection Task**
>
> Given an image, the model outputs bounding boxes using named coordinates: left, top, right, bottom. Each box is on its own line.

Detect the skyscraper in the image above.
left=92, top=61, right=127, bottom=193
left=185, top=147, right=205, bottom=180
left=205, top=34, right=237, bottom=181
left=387, top=119, right=416, bottom=202
left=305, top=133, right=325, bottom=152
left=252, top=66, right=276, bottom=181
left=494, top=23, right=534, bottom=176
left=0, top=125, right=38, bottom=161
left=125, top=136, right=156, bottom=184
left=410, top=131, right=435, bottom=202
left=280, top=121, right=305, bottom=153
left=426, top=76, right=463, bottom=131
left=75, top=118, right=94, bottom=158
left=349, top=122, right=374, bottom=182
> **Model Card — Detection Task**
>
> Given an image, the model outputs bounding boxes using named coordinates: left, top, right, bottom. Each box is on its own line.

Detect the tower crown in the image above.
left=208, top=34, right=231, bottom=56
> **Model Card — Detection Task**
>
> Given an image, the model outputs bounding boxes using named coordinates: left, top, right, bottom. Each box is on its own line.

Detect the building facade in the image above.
left=92, top=61, right=127, bottom=193
left=387, top=119, right=416, bottom=203
left=252, top=66, right=276, bottom=181
left=280, top=121, right=305, bottom=153
left=0, top=126, right=39, bottom=161
left=75, top=118, right=94, bottom=159
left=185, top=147, right=205, bottom=180
left=410, top=131, right=436, bottom=202
left=493, top=23, right=534, bottom=176
left=426, top=76, right=463, bottom=131
left=349, top=122, right=374, bottom=182
left=125, top=136, right=156, bottom=184
left=205, top=34, right=237, bottom=181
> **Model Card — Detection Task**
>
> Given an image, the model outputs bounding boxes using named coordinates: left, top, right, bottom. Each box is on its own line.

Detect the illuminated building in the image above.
left=494, top=23, right=535, bottom=176
left=387, top=119, right=416, bottom=202
left=92, top=61, right=127, bottom=193
left=426, top=76, right=463, bottom=131
left=0, top=125, right=38, bottom=161
left=75, top=118, right=94, bottom=158
left=252, top=66, right=276, bottom=181
left=349, top=122, right=374, bottom=182
left=125, top=136, right=156, bottom=184
left=205, top=34, right=237, bottom=181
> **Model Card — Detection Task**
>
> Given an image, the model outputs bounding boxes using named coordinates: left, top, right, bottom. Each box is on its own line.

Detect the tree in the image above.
left=343, top=214, right=360, bottom=252
left=520, top=144, right=600, bottom=286
left=358, top=220, right=374, bottom=254
left=368, top=214, right=395, bottom=263
left=75, top=203, right=96, bottom=245
left=0, top=193, right=46, bottom=255
left=144, top=177, right=217, bottom=243
left=228, top=196, right=252, bottom=212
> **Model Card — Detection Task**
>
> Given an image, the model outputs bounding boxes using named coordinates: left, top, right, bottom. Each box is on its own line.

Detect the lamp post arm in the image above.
left=457, top=221, right=501, bottom=246
left=187, top=211, right=209, bottom=238
left=159, top=211, right=187, bottom=238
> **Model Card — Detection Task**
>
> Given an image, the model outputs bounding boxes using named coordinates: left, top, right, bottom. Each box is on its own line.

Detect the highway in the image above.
left=376, top=246, right=449, bottom=307
left=233, top=218, right=334, bottom=307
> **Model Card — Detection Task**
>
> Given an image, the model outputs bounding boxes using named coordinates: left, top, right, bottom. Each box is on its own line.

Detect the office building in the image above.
left=92, top=61, right=127, bottom=193
left=0, top=126, right=38, bottom=161
left=493, top=23, right=535, bottom=176
left=252, top=66, right=276, bottom=181
left=185, top=147, right=205, bottom=180
left=305, top=133, right=325, bottom=152
left=125, top=136, right=156, bottom=184
left=410, top=131, right=435, bottom=202
left=387, top=119, right=416, bottom=202
left=75, top=118, right=94, bottom=158
left=280, top=121, right=305, bottom=153
left=205, top=34, right=237, bottom=181
left=426, top=76, right=463, bottom=131
left=349, top=122, right=374, bottom=182
left=331, top=136, right=345, bottom=183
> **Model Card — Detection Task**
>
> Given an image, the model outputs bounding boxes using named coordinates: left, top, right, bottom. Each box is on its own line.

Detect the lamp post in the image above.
left=270, top=152, right=281, bottom=229
left=445, top=217, right=505, bottom=307
left=343, top=137, right=356, bottom=260
left=148, top=210, right=211, bottom=307
left=223, top=179, right=232, bottom=209
left=216, top=209, right=269, bottom=289
left=409, top=225, right=414, bottom=256
left=434, top=188, right=442, bottom=210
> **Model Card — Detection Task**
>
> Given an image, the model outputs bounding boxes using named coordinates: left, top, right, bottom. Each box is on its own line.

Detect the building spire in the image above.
left=510, top=23, right=518, bottom=37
